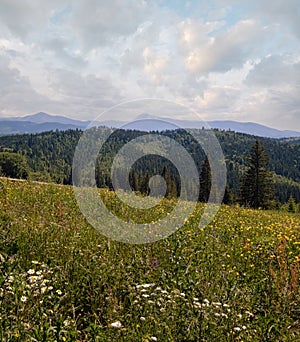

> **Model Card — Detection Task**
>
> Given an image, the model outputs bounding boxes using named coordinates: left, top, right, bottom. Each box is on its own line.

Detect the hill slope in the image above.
left=0, top=128, right=299, bottom=202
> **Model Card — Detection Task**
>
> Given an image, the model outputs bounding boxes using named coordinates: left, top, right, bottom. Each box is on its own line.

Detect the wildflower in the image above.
left=212, top=302, right=222, bottom=307
left=142, top=294, right=150, bottom=298
left=56, top=289, right=62, bottom=295
left=151, top=337, right=158, bottom=341
left=20, top=296, right=27, bottom=302
left=27, top=269, right=35, bottom=275
left=41, top=287, right=47, bottom=294
left=63, top=319, right=70, bottom=327
left=7, top=276, right=14, bottom=283
left=203, top=299, right=209, bottom=304
left=31, top=261, right=40, bottom=265
left=110, top=321, right=122, bottom=328
left=141, top=283, right=155, bottom=288
left=152, top=260, right=159, bottom=268
left=140, top=316, right=146, bottom=321
left=233, top=327, right=241, bottom=332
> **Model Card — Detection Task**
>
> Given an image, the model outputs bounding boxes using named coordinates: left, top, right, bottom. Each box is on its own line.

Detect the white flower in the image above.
left=142, top=294, right=150, bottom=298
left=41, top=287, right=47, bottom=294
left=193, top=297, right=199, bottom=301
left=141, top=283, right=155, bottom=288
left=20, top=296, right=27, bottom=302
left=223, top=304, right=229, bottom=308
left=140, top=317, right=146, bottom=321
left=27, top=269, right=35, bottom=275
left=7, top=276, right=14, bottom=283
left=56, top=289, right=62, bottom=295
left=31, top=261, right=40, bottom=265
left=110, top=321, right=122, bottom=328
left=151, top=337, right=158, bottom=341
left=212, top=302, right=222, bottom=307
left=203, top=299, right=209, bottom=304
left=233, top=327, right=241, bottom=332
left=63, top=319, right=70, bottom=327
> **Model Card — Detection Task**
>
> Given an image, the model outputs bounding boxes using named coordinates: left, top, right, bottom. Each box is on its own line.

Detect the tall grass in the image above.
left=0, top=178, right=299, bottom=341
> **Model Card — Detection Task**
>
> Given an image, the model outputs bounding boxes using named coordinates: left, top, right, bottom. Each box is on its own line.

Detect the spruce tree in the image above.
left=239, top=140, right=274, bottom=209
left=199, top=156, right=211, bottom=203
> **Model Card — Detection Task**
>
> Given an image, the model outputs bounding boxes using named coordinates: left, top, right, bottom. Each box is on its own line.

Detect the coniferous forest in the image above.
left=0, top=127, right=299, bottom=208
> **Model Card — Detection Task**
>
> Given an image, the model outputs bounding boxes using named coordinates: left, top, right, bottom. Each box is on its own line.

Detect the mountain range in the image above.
left=0, top=112, right=299, bottom=139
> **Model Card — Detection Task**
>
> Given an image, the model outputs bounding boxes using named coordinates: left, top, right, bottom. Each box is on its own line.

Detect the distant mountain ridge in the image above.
left=0, top=112, right=299, bottom=138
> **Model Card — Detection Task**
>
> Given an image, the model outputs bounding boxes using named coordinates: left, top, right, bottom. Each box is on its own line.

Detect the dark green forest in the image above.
left=0, top=128, right=299, bottom=205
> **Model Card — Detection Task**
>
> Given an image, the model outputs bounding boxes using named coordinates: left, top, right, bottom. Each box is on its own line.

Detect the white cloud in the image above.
left=183, top=19, right=267, bottom=74
left=245, top=55, right=300, bottom=87
left=0, top=0, right=299, bottom=130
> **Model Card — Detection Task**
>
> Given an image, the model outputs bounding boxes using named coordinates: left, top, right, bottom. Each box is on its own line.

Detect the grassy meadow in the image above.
left=0, top=178, right=299, bottom=341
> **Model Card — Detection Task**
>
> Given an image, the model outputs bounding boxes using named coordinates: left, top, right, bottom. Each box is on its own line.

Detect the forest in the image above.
left=0, top=127, right=299, bottom=206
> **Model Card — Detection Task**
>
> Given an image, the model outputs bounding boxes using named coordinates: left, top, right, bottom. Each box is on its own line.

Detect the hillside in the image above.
left=0, top=128, right=299, bottom=203
left=0, top=178, right=299, bottom=340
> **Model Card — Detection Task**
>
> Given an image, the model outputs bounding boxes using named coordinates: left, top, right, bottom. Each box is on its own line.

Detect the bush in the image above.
left=0, top=152, right=29, bottom=179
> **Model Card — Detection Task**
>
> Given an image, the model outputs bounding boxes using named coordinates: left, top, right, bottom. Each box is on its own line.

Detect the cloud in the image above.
left=0, top=55, right=52, bottom=114
left=70, top=0, right=149, bottom=50
left=245, top=55, right=300, bottom=87
left=0, top=0, right=299, bottom=130
left=0, top=0, right=69, bottom=39
left=183, top=19, right=267, bottom=74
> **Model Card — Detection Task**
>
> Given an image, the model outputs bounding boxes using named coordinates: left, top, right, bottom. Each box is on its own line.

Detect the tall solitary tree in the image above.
left=239, top=140, right=274, bottom=209
left=199, top=156, right=211, bottom=203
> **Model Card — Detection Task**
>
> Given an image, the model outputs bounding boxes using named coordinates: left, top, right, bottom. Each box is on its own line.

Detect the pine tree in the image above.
left=287, top=195, right=296, bottom=213
left=199, top=156, right=211, bottom=203
left=223, top=185, right=234, bottom=205
left=239, top=140, right=274, bottom=209
left=162, top=165, right=177, bottom=199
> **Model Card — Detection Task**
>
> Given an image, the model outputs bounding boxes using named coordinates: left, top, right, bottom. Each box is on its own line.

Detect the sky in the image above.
left=0, top=0, right=299, bottom=130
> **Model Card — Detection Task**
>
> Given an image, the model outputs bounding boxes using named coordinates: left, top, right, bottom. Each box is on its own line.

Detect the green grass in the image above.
left=0, top=178, right=299, bottom=341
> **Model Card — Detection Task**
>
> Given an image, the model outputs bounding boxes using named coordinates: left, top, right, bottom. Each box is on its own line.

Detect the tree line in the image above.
left=0, top=128, right=299, bottom=210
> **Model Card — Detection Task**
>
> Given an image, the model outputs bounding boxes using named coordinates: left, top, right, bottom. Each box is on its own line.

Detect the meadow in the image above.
left=0, top=178, right=299, bottom=341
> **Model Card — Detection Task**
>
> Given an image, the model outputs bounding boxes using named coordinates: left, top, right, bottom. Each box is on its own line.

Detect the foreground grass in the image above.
left=0, top=178, right=299, bottom=341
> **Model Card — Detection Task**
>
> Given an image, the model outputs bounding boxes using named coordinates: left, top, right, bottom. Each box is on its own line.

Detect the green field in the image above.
left=0, top=178, right=299, bottom=341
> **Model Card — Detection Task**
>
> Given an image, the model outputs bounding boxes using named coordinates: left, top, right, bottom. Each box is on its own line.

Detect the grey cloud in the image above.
left=0, top=0, right=69, bottom=39
left=49, top=68, right=123, bottom=103
left=70, top=0, right=149, bottom=50
left=245, top=55, right=300, bottom=87
left=0, top=56, right=53, bottom=114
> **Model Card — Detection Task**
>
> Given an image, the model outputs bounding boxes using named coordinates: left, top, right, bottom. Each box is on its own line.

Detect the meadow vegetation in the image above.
left=0, top=178, right=299, bottom=341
